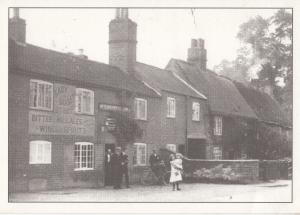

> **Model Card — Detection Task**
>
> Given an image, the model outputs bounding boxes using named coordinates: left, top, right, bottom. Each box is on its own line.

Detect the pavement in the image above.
left=9, top=180, right=292, bottom=202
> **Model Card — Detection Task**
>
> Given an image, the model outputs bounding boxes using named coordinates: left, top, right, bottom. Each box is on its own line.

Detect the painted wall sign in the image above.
left=53, top=83, right=75, bottom=113
left=99, top=103, right=130, bottom=112
left=29, top=110, right=95, bottom=136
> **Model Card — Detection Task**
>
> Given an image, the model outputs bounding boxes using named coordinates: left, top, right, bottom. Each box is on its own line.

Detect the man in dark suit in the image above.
left=104, top=149, right=112, bottom=186
left=111, top=147, right=122, bottom=189
left=149, top=150, right=161, bottom=176
left=121, top=149, right=130, bottom=188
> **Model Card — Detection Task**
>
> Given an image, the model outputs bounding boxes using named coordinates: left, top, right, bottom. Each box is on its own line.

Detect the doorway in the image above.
left=104, top=144, right=115, bottom=186
left=187, top=139, right=206, bottom=159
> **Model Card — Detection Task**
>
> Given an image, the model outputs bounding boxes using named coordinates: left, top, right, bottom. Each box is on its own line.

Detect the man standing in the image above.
left=121, top=149, right=130, bottom=188
left=111, top=147, right=122, bottom=189
left=104, top=149, right=112, bottom=186
left=149, top=150, right=161, bottom=176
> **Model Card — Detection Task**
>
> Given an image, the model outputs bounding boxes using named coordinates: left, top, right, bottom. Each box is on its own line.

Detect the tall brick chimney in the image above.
left=9, top=8, right=26, bottom=43
left=187, top=38, right=207, bottom=70
left=109, top=8, right=137, bottom=74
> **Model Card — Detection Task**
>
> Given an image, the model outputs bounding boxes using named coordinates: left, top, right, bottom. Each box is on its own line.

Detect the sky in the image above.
left=11, top=8, right=281, bottom=70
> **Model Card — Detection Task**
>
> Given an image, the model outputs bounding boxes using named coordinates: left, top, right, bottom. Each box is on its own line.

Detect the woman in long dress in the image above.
left=169, top=153, right=183, bottom=191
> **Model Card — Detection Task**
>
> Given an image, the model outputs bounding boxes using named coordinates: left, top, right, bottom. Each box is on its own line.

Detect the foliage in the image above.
left=107, top=111, right=143, bottom=145
left=214, top=9, right=292, bottom=122
left=254, top=124, right=292, bottom=160
left=192, top=164, right=241, bottom=182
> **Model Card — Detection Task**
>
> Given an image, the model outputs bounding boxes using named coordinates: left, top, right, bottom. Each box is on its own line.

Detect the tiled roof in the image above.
left=166, top=59, right=257, bottom=119
left=234, top=81, right=291, bottom=127
left=134, top=62, right=206, bottom=99
left=9, top=39, right=159, bottom=97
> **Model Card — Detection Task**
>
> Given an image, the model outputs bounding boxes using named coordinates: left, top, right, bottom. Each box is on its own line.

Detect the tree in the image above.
left=215, top=9, right=292, bottom=121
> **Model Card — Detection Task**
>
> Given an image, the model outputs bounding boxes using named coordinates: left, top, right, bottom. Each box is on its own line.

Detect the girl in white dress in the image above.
left=169, top=153, right=183, bottom=191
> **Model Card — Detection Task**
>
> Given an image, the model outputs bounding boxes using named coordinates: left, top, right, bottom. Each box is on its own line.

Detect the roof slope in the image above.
left=134, top=62, right=206, bottom=99
left=9, top=39, right=159, bottom=97
left=234, top=81, right=290, bottom=127
left=166, top=59, right=257, bottom=119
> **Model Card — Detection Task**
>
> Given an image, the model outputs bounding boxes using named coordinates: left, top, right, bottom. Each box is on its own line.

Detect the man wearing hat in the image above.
left=111, top=146, right=122, bottom=189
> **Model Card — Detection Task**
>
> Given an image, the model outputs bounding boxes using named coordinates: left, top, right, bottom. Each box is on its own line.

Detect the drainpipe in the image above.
left=185, top=96, right=189, bottom=157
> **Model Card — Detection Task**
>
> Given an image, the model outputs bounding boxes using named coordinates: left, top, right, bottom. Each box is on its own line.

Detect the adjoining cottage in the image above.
left=166, top=38, right=291, bottom=160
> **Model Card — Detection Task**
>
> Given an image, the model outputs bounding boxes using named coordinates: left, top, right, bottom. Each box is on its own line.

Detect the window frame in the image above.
left=213, top=116, right=223, bottom=136
left=166, top=144, right=176, bottom=152
left=166, top=97, right=176, bottom=118
left=74, top=142, right=94, bottom=171
left=213, top=146, right=222, bottom=160
left=192, top=102, right=200, bottom=121
left=75, top=88, right=95, bottom=115
left=133, top=143, right=147, bottom=166
left=29, top=140, right=52, bottom=164
left=134, top=98, right=147, bottom=120
left=29, top=79, right=53, bottom=111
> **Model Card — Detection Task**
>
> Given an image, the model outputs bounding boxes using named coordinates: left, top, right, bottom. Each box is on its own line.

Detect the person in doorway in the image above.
left=111, top=147, right=122, bottom=189
left=121, top=149, right=130, bottom=188
left=169, top=153, right=183, bottom=191
left=105, top=149, right=112, bottom=186
left=149, top=150, right=161, bottom=176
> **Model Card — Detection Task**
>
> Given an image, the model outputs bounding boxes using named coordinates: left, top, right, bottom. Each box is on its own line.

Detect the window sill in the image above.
left=192, top=119, right=200, bottom=122
left=29, top=163, right=51, bottom=165
left=30, top=107, right=53, bottom=112
left=74, top=168, right=94, bottom=171
left=166, top=116, right=176, bottom=119
left=134, top=118, right=147, bottom=121
left=75, top=112, right=95, bottom=116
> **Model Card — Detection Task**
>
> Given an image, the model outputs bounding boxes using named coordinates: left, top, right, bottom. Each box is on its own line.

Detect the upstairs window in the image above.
left=167, top=97, right=176, bottom=118
left=192, top=102, right=200, bottom=121
left=214, top=116, right=222, bottom=136
left=134, top=98, right=147, bottom=120
left=29, top=140, right=52, bottom=164
left=30, top=80, right=53, bottom=111
left=75, top=88, right=94, bottom=115
left=74, top=142, right=94, bottom=170
left=133, top=143, right=147, bottom=166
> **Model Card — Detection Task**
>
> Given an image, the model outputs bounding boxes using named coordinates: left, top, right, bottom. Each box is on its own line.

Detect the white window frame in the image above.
left=213, top=146, right=222, bottom=160
left=29, top=79, right=53, bottom=111
left=214, top=116, right=223, bottom=136
left=166, top=144, right=176, bottom=152
left=167, top=97, right=176, bottom=118
left=74, top=142, right=94, bottom=171
left=192, top=102, right=200, bottom=121
left=29, top=140, right=52, bottom=164
left=75, top=88, right=94, bottom=115
left=134, top=98, right=147, bottom=120
left=133, top=143, right=147, bottom=166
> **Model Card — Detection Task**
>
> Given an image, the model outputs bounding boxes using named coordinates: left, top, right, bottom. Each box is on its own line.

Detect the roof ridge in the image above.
left=11, top=39, right=118, bottom=70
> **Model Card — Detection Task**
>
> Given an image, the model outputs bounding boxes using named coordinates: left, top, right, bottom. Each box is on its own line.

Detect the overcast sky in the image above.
left=11, top=8, right=281, bottom=69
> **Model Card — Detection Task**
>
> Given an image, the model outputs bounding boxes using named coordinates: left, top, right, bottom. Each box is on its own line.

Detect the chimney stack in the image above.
left=9, top=8, right=26, bottom=43
left=187, top=38, right=207, bottom=71
left=109, top=8, right=137, bottom=74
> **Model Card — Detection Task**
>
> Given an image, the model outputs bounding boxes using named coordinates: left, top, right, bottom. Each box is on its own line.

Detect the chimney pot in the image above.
left=191, top=39, right=197, bottom=48
left=13, top=8, right=20, bottom=18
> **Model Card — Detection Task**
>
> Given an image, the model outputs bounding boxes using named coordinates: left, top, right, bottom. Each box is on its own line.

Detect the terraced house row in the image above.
left=8, top=8, right=291, bottom=191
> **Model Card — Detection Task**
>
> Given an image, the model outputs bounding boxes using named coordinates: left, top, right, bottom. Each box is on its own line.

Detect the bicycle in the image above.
left=140, top=161, right=171, bottom=186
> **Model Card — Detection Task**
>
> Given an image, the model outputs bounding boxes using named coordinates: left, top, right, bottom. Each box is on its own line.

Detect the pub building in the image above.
left=8, top=8, right=161, bottom=191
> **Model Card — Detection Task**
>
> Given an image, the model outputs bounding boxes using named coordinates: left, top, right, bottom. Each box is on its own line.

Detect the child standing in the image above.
left=169, top=153, right=183, bottom=191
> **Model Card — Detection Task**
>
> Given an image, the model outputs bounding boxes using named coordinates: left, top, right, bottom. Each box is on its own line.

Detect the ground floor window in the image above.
left=166, top=144, right=176, bottom=152
left=133, top=143, right=147, bottom=166
left=29, top=140, right=51, bottom=164
left=74, top=142, right=94, bottom=170
left=213, top=146, right=222, bottom=160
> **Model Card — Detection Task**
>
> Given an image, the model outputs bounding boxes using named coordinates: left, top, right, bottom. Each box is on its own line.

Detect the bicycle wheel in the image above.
left=162, top=171, right=171, bottom=185
left=141, top=170, right=156, bottom=185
